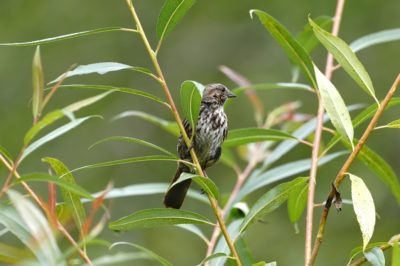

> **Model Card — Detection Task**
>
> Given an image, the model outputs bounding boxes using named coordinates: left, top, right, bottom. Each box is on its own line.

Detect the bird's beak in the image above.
left=227, top=90, right=236, bottom=98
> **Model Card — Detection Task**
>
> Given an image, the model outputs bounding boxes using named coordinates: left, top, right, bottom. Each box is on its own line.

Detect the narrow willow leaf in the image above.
left=49, top=62, right=152, bottom=84
left=287, top=179, right=309, bottom=223
left=64, top=90, right=113, bottom=113
left=42, top=157, right=87, bottom=234
left=110, top=242, right=172, bottom=266
left=297, top=16, right=333, bottom=52
left=7, top=190, right=65, bottom=266
left=310, top=18, right=377, bottom=103
left=224, top=128, right=296, bottom=147
left=16, top=173, right=93, bottom=199
left=350, top=28, right=400, bottom=53
left=348, top=242, right=387, bottom=263
left=180, top=80, right=203, bottom=129
left=235, top=238, right=254, bottom=266
left=240, top=177, right=309, bottom=233
left=90, top=136, right=175, bottom=157
left=237, top=151, right=346, bottom=205
left=61, top=84, right=167, bottom=106
left=171, top=173, right=219, bottom=200
left=112, top=111, right=179, bottom=136
left=393, top=241, right=400, bottom=266
left=86, top=183, right=208, bottom=204
left=0, top=145, right=13, bottom=163
left=364, top=247, right=385, bottom=266
left=250, top=10, right=316, bottom=88
left=376, top=119, right=400, bottom=129
left=156, top=0, right=196, bottom=45
left=0, top=27, right=132, bottom=46
left=314, top=65, right=354, bottom=147
left=109, top=208, right=213, bottom=231
left=231, top=82, right=313, bottom=97
left=349, top=173, right=376, bottom=250
left=89, top=252, right=150, bottom=266
left=21, top=115, right=99, bottom=161
left=197, top=253, right=228, bottom=266
left=0, top=242, right=32, bottom=263
left=175, top=224, right=209, bottom=244
left=32, top=46, right=44, bottom=120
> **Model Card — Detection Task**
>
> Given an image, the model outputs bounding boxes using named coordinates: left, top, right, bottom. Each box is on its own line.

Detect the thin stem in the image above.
left=310, top=73, right=400, bottom=265
left=124, top=1, right=241, bottom=264
left=304, top=0, right=346, bottom=264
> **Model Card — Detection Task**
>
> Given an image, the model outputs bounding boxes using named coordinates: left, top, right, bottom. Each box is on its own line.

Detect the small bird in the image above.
left=164, top=83, right=236, bottom=209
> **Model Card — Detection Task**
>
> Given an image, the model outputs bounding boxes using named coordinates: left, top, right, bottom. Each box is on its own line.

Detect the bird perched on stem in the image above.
left=164, top=83, right=236, bottom=209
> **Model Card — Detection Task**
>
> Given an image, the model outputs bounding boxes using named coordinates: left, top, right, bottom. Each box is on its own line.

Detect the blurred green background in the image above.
left=0, top=0, right=399, bottom=265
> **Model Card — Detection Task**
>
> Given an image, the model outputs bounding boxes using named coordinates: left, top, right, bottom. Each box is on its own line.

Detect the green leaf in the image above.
left=112, top=111, right=179, bottom=136
left=180, top=80, right=203, bottom=130
left=309, top=18, right=378, bottom=103
left=6, top=190, right=65, bottom=266
left=348, top=242, right=387, bottom=263
left=350, top=28, right=400, bottom=53
left=0, top=145, right=13, bottom=163
left=349, top=173, right=376, bottom=250
left=393, top=241, right=400, bottom=266
left=63, top=90, right=114, bottom=113
left=237, top=151, right=346, bottom=205
left=88, top=252, right=150, bottom=266
left=90, top=136, right=175, bottom=157
left=49, top=62, right=152, bottom=84
left=0, top=27, right=133, bottom=46
left=156, top=0, right=196, bottom=46
left=109, top=208, right=213, bottom=231
left=250, top=10, right=316, bottom=88
left=86, top=183, right=208, bottom=204
left=376, top=119, right=400, bottom=129
left=240, top=177, right=309, bottom=233
left=224, top=128, right=296, bottom=147
left=32, top=46, right=44, bottom=120
left=21, top=115, right=99, bottom=161
left=42, top=157, right=87, bottom=234
left=234, top=238, right=254, bottom=266
left=16, top=173, right=93, bottom=199
left=171, top=173, right=219, bottom=200
left=0, top=242, right=33, bottom=263
left=364, top=247, right=385, bottom=266
left=314, top=65, right=354, bottom=147
left=110, top=242, right=172, bottom=266
left=61, top=84, right=167, bottom=106
left=231, top=82, right=312, bottom=97
left=287, top=178, right=309, bottom=223
left=197, top=253, right=228, bottom=266
left=297, top=16, right=333, bottom=52
left=175, top=224, right=209, bottom=244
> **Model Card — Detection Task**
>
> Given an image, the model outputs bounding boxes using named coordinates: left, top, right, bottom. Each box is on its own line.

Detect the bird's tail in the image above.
left=163, top=164, right=192, bottom=209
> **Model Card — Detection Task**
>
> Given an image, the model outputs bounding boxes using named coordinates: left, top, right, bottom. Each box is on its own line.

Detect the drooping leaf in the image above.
left=156, top=0, right=196, bottom=46
left=297, top=16, right=333, bottom=52
left=90, top=136, right=175, bottom=157
left=231, top=82, right=313, bottom=97
left=350, top=28, right=400, bottom=53
left=364, top=247, right=385, bottom=266
left=287, top=178, right=309, bottom=223
left=237, top=151, right=346, bottom=204
left=49, top=62, right=152, bottom=84
left=180, top=80, right=204, bottom=130
left=309, top=18, right=378, bottom=103
left=109, top=208, right=213, bottom=231
left=349, top=173, right=376, bottom=250
left=314, top=65, right=354, bottom=147
left=170, top=173, right=219, bottom=200
left=16, top=173, right=93, bottom=199
left=112, top=111, right=179, bottom=136
left=393, top=241, right=400, bottom=266
left=32, top=46, right=44, bottom=120
left=0, top=27, right=133, bottom=46
left=250, top=10, right=316, bottom=88
left=224, top=128, right=296, bottom=147
left=42, top=157, right=87, bottom=234
left=110, top=242, right=172, bottom=266
left=21, top=115, right=100, bottom=161
left=348, top=242, right=387, bottom=264
left=240, top=177, right=309, bottom=233
left=6, top=190, right=65, bottom=266
left=61, top=84, right=167, bottom=106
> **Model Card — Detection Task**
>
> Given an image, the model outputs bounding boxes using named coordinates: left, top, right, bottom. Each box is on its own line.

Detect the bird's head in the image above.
left=201, top=83, right=236, bottom=105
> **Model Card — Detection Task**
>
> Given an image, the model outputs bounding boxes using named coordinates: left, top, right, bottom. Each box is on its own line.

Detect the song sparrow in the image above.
left=163, top=83, right=236, bottom=209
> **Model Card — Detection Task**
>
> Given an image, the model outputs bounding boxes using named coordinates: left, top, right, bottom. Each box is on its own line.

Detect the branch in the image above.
left=310, top=73, right=400, bottom=265
left=124, top=1, right=242, bottom=265
left=305, top=0, right=346, bottom=264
